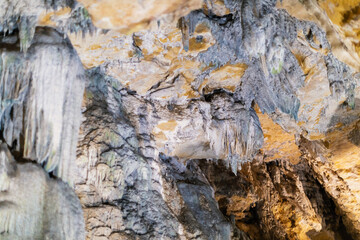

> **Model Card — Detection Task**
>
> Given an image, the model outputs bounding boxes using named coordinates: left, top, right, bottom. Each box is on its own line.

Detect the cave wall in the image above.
left=1, top=0, right=360, bottom=239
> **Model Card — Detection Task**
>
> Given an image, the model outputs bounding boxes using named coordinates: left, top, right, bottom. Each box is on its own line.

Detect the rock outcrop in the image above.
left=1, top=0, right=360, bottom=240
left=0, top=143, right=85, bottom=239
left=0, top=27, right=85, bottom=184
left=75, top=69, right=248, bottom=239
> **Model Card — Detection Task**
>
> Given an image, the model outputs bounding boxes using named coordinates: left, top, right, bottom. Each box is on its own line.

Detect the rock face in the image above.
left=2, top=0, right=360, bottom=240
left=77, top=0, right=203, bottom=32
left=0, top=143, right=85, bottom=239
left=199, top=158, right=354, bottom=240
left=0, top=27, right=85, bottom=184
left=75, top=70, right=248, bottom=239
left=0, top=0, right=94, bottom=52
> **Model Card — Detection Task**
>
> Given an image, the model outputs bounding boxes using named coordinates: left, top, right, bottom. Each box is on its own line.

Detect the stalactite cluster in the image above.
left=1, top=0, right=360, bottom=239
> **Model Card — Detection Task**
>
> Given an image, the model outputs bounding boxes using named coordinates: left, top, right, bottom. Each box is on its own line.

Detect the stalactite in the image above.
left=0, top=0, right=95, bottom=53
left=0, top=27, right=85, bottom=184
left=206, top=94, right=263, bottom=174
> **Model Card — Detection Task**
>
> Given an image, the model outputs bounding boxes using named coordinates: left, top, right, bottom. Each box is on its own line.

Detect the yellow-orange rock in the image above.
left=77, top=0, right=203, bottom=32
left=300, top=134, right=360, bottom=239
left=277, top=0, right=360, bottom=71
left=256, top=106, right=301, bottom=164
left=199, top=158, right=347, bottom=240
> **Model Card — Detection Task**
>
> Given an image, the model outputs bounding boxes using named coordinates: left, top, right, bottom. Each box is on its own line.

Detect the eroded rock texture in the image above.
left=199, top=158, right=354, bottom=240
left=0, top=21, right=86, bottom=240
left=0, top=27, right=85, bottom=183
left=2, top=0, right=360, bottom=239
left=75, top=70, right=248, bottom=239
left=0, top=143, right=85, bottom=239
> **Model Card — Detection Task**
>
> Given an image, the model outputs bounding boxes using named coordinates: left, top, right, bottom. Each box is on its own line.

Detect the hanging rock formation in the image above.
left=0, top=27, right=85, bottom=184
left=1, top=0, right=360, bottom=240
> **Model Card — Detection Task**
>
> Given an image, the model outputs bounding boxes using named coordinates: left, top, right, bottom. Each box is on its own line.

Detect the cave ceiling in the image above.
left=1, top=0, right=360, bottom=239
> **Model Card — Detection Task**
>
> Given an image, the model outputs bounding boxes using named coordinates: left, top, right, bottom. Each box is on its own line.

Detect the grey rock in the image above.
left=0, top=142, right=85, bottom=240
left=0, top=27, right=85, bottom=184
left=76, top=69, right=249, bottom=239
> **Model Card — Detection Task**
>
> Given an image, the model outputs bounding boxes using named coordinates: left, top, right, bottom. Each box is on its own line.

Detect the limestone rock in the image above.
left=199, top=157, right=353, bottom=240
left=0, top=0, right=95, bottom=52
left=75, top=70, right=249, bottom=239
left=2, top=0, right=360, bottom=239
left=0, top=27, right=85, bottom=184
left=77, top=0, right=203, bottom=32
left=0, top=143, right=85, bottom=240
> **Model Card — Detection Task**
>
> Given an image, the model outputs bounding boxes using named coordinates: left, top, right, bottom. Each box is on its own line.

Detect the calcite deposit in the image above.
left=1, top=0, right=360, bottom=240
left=0, top=143, right=85, bottom=239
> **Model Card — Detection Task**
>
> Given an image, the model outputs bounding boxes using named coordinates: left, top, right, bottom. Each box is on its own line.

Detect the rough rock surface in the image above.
left=0, top=27, right=85, bottom=184
left=75, top=70, right=248, bottom=239
left=77, top=0, right=203, bottom=32
left=0, top=0, right=95, bottom=52
left=1, top=0, right=360, bottom=240
left=0, top=143, right=85, bottom=239
left=199, top=158, right=354, bottom=240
